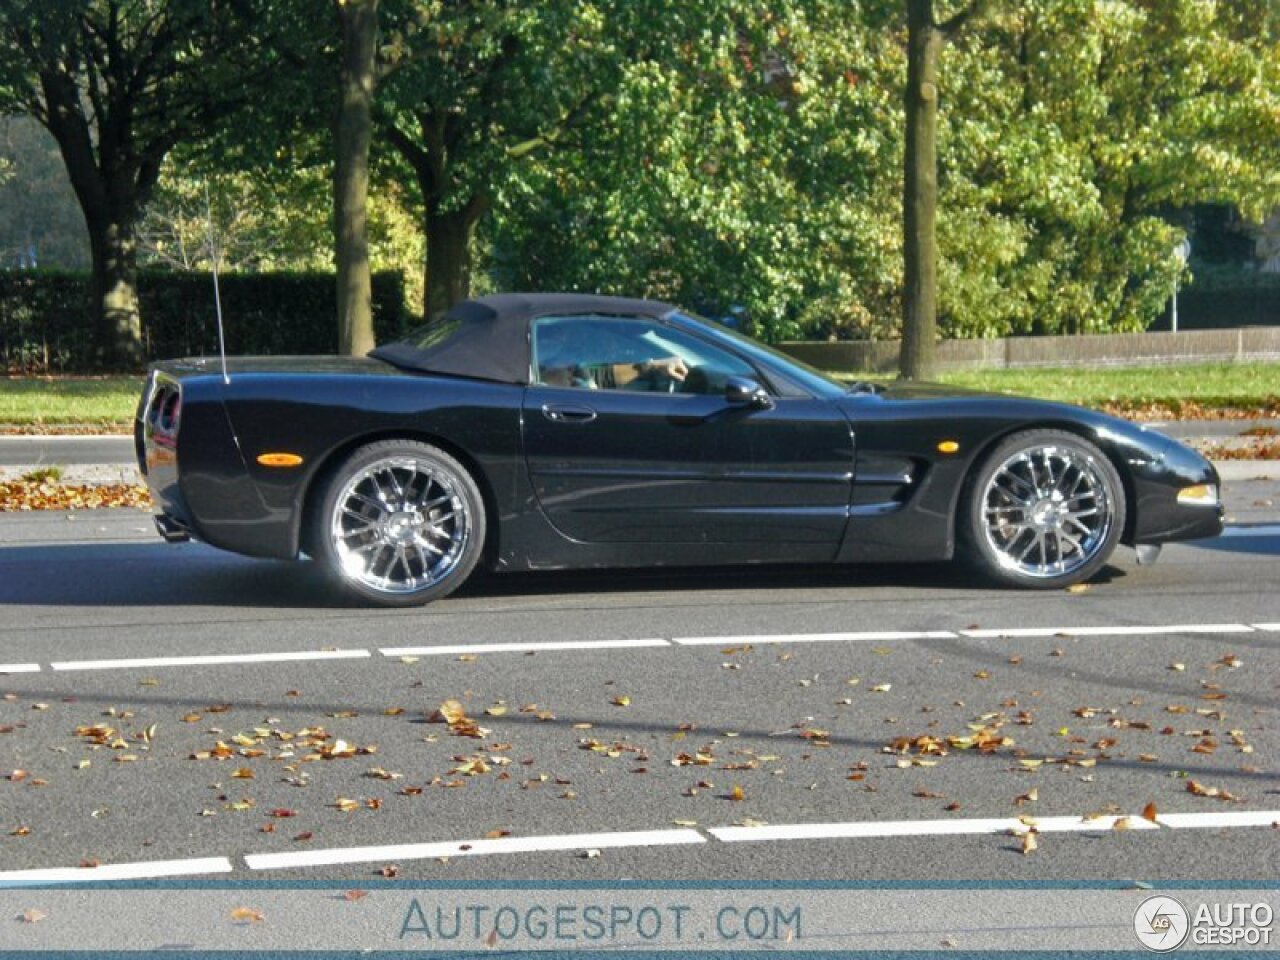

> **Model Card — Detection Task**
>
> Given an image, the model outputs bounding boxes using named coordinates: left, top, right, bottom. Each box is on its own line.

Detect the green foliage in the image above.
left=4, top=0, right=1276, bottom=346
left=484, top=1, right=906, bottom=341
left=0, top=270, right=408, bottom=374
left=19, top=465, right=63, bottom=483
left=934, top=0, right=1280, bottom=337
left=488, top=0, right=1279, bottom=342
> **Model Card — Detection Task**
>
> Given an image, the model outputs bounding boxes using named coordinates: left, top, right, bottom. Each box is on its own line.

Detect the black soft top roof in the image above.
left=369, top=292, right=677, bottom=384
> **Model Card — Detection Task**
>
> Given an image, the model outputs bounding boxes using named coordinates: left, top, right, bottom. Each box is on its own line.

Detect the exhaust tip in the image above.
left=154, top=514, right=191, bottom=543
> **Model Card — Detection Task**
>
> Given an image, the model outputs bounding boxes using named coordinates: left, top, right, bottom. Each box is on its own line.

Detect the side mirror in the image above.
left=725, top=375, right=774, bottom=410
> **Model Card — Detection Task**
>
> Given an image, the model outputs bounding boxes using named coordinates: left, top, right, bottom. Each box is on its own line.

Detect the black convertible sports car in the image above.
left=136, top=292, right=1223, bottom=606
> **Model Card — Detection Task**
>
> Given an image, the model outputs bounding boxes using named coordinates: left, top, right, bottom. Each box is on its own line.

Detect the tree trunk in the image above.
left=425, top=203, right=481, bottom=320
left=900, top=0, right=942, bottom=381
left=38, top=70, right=146, bottom=370
left=334, top=0, right=379, bottom=356
left=83, top=208, right=144, bottom=370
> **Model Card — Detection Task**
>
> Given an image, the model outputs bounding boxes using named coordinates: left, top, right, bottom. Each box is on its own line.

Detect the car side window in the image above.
left=531, top=315, right=757, bottom=395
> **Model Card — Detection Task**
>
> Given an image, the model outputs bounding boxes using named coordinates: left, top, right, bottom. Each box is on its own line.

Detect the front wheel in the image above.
left=314, top=440, right=486, bottom=607
left=961, top=429, right=1125, bottom=589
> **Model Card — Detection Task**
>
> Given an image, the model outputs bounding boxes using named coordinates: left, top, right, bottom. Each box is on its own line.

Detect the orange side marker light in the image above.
left=257, top=453, right=304, bottom=468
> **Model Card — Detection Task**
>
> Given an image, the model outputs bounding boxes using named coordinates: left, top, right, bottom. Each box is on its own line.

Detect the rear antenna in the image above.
left=203, top=181, right=230, bottom=385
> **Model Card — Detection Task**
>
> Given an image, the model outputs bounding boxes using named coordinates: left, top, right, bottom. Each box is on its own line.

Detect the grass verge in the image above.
left=0, top=376, right=143, bottom=432
left=842, top=362, right=1280, bottom=419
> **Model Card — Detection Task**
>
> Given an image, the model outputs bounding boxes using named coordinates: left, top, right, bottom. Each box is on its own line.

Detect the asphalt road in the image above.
left=0, top=480, right=1277, bottom=889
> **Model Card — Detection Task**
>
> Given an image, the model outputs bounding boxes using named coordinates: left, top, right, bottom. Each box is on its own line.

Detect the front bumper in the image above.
left=1129, top=436, right=1224, bottom=545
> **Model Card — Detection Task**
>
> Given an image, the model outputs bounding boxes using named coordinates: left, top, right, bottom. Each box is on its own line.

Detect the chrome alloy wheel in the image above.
left=980, top=444, right=1114, bottom=579
left=328, top=456, right=470, bottom=594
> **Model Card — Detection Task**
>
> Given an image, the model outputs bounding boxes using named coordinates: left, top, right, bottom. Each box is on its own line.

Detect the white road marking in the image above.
left=672, top=630, right=957, bottom=646
left=50, top=649, right=371, bottom=672
left=960, top=623, right=1255, bottom=639
left=245, top=829, right=705, bottom=871
left=709, top=815, right=1158, bottom=843
left=380, top=637, right=668, bottom=657
left=0, top=620, right=1268, bottom=677
left=0, top=857, right=233, bottom=886
left=7, top=810, right=1279, bottom=881
left=1156, top=811, right=1280, bottom=829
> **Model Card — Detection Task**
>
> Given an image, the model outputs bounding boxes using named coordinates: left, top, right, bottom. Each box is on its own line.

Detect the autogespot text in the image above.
left=399, top=900, right=803, bottom=945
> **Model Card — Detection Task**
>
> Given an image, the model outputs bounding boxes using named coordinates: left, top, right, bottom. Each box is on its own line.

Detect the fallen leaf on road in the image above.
left=1187, top=780, right=1240, bottom=802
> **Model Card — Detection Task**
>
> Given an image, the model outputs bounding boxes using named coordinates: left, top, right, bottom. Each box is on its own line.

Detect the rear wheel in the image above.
left=314, top=440, right=485, bottom=606
left=962, top=429, right=1125, bottom=589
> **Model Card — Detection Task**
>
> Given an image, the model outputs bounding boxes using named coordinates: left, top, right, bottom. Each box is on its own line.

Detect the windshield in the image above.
left=672, top=312, right=849, bottom=399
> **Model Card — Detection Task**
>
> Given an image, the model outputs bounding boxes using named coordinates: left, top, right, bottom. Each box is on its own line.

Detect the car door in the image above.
left=521, top=314, right=854, bottom=549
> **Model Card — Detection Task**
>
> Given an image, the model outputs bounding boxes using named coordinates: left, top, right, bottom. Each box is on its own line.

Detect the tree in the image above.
left=137, top=165, right=332, bottom=273
left=371, top=1, right=625, bottom=319
left=0, top=0, right=281, bottom=367
left=464, top=2, right=907, bottom=343
left=334, top=0, right=379, bottom=354
left=932, top=0, right=1280, bottom=338
left=899, top=0, right=987, bottom=380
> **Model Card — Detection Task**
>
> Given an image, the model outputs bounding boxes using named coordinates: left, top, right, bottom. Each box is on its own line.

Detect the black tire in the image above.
left=961, top=429, right=1125, bottom=590
left=313, top=439, right=486, bottom=607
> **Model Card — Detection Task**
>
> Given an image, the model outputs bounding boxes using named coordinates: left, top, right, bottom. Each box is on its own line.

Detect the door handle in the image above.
left=541, top=403, right=597, bottom=424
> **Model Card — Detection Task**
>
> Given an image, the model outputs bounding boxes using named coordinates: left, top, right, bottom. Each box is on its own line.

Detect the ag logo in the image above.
left=1134, top=895, right=1190, bottom=952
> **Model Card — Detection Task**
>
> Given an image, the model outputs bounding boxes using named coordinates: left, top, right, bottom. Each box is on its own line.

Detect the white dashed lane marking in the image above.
left=7, top=620, right=1275, bottom=674
left=380, top=638, right=667, bottom=657
left=243, top=829, right=706, bottom=872
left=960, top=623, right=1256, bottom=639
left=49, top=649, right=371, bottom=671
left=709, top=815, right=1160, bottom=843
left=4, top=812, right=1277, bottom=884
left=672, top=631, right=957, bottom=646
left=0, top=857, right=233, bottom=886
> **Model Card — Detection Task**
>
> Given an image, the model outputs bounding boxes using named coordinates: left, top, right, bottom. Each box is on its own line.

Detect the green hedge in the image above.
left=1149, top=266, right=1280, bottom=331
left=0, top=270, right=409, bottom=373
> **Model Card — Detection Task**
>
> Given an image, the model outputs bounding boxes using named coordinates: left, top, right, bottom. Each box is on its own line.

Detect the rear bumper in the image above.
left=137, top=370, right=196, bottom=539
left=136, top=367, right=294, bottom=559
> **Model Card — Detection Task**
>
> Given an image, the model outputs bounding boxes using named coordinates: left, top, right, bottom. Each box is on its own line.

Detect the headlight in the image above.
left=1177, top=483, right=1219, bottom=506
